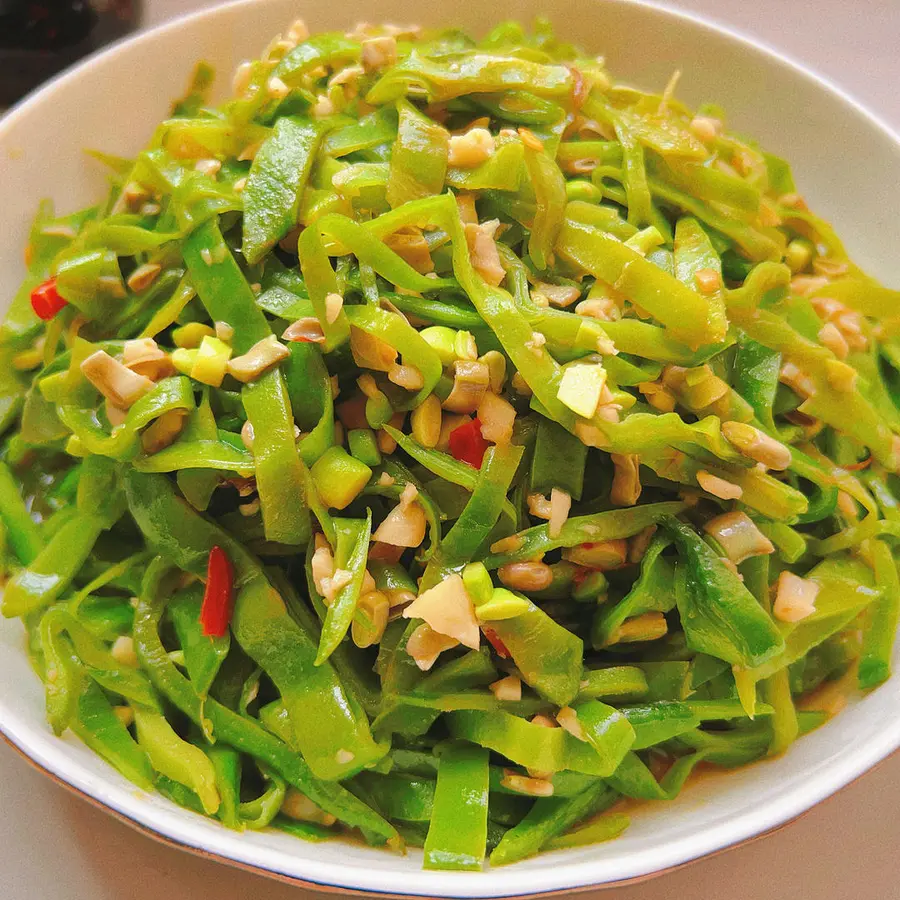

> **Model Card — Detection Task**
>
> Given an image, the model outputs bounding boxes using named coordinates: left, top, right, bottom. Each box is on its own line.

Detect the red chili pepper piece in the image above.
left=482, top=626, right=511, bottom=659
left=199, top=545, right=235, bottom=637
left=448, top=417, right=490, bottom=469
left=30, top=277, right=68, bottom=321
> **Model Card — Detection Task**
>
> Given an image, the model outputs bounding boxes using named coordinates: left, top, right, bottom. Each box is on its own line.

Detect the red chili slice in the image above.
left=30, top=277, right=68, bottom=321
left=448, top=417, right=490, bottom=469
left=482, top=626, right=511, bottom=659
left=199, top=545, right=235, bottom=638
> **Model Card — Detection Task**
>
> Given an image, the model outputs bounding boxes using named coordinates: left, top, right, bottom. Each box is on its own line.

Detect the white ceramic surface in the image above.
left=1, top=1, right=899, bottom=896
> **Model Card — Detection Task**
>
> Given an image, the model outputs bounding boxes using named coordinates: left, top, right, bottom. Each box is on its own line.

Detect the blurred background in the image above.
left=1, top=1, right=899, bottom=898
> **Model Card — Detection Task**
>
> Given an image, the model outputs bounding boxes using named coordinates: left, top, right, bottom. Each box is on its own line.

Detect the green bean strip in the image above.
left=423, top=743, right=490, bottom=871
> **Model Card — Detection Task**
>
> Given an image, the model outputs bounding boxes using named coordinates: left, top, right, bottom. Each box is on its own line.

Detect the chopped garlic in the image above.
left=373, top=495, right=427, bottom=548
left=696, top=470, right=743, bottom=501
left=556, top=706, right=586, bottom=741
left=403, top=574, right=480, bottom=649
left=449, top=127, right=495, bottom=168
left=548, top=488, right=571, bottom=539
left=266, top=75, right=290, bottom=99
left=361, top=35, right=397, bottom=70
left=704, top=511, right=774, bottom=565
left=490, top=675, right=522, bottom=702
left=406, top=622, right=460, bottom=671
left=610, top=453, right=641, bottom=506
left=773, top=571, right=819, bottom=623
left=500, top=773, right=554, bottom=797
left=111, top=636, right=138, bottom=668
left=477, top=391, right=516, bottom=444
left=464, top=220, right=505, bottom=286
left=126, top=262, right=162, bottom=293
left=227, top=335, right=290, bottom=382
left=80, top=350, right=154, bottom=409
left=122, top=337, right=175, bottom=381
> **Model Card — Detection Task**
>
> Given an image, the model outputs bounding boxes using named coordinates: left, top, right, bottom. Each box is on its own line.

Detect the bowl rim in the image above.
left=2, top=0, right=900, bottom=896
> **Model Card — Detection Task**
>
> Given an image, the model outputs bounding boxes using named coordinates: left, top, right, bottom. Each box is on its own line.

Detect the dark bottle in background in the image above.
left=0, top=0, right=144, bottom=109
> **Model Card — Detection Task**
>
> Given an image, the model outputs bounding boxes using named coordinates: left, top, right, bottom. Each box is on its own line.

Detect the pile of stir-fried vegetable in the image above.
left=2, top=17, right=899, bottom=869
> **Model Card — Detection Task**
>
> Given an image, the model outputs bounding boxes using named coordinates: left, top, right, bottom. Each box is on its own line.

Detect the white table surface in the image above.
left=3, top=1, right=900, bottom=897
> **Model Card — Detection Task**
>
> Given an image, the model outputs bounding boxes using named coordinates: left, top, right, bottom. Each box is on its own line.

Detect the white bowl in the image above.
left=1, top=1, right=899, bottom=895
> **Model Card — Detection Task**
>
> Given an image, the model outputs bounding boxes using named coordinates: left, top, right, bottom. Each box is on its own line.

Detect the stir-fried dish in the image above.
left=1, top=18, right=898, bottom=870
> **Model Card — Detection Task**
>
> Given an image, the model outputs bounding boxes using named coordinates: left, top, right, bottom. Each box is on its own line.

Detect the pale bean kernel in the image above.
left=497, top=561, right=553, bottom=593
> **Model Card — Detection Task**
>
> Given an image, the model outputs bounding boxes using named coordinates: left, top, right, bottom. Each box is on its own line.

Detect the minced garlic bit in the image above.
left=703, top=511, right=774, bottom=565
left=477, top=391, right=516, bottom=444
left=80, top=350, right=154, bottom=409
left=525, top=331, right=547, bottom=355
left=500, top=773, right=554, bottom=797
left=122, top=337, right=175, bottom=381
left=388, top=362, right=425, bottom=391
left=721, top=422, right=791, bottom=470
left=689, top=115, right=721, bottom=143
left=449, top=127, right=495, bottom=168
left=555, top=706, right=586, bottom=741
left=286, top=18, right=309, bottom=42
left=403, top=574, right=479, bottom=649
left=324, top=292, right=344, bottom=324
left=266, top=75, right=291, bottom=98
left=361, top=35, right=398, bottom=71
left=226, top=335, right=290, bottom=383
left=194, top=158, right=222, bottom=177
left=464, top=219, right=505, bottom=286
left=779, top=361, right=816, bottom=398
left=282, top=317, right=325, bottom=344
left=405, top=622, right=460, bottom=671
left=527, top=492, right=552, bottom=520
left=773, top=571, right=819, bottom=623
left=610, top=453, right=641, bottom=506
left=489, top=675, right=522, bottom=702
left=696, top=470, right=743, bottom=501
left=126, top=262, right=162, bottom=294
left=111, top=635, right=139, bottom=668
left=818, top=322, right=850, bottom=359
left=312, top=94, right=335, bottom=118
left=548, top=488, right=571, bottom=539
left=533, top=283, right=581, bottom=308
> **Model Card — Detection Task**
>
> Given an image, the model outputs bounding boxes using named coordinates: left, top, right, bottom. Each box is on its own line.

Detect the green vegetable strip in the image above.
left=184, top=218, right=310, bottom=544
left=665, top=516, right=784, bottom=668
left=316, top=514, right=372, bottom=665
left=446, top=710, right=629, bottom=777
left=423, top=743, right=490, bottom=871
left=859, top=540, right=900, bottom=689
left=387, top=100, right=449, bottom=208
left=480, top=593, right=583, bottom=705
left=421, top=442, right=523, bottom=587
left=523, top=139, right=567, bottom=270
left=3, top=511, right=105, bottom=616
left=134, top=705, right=221, bottom=815
left=0, top=460, right=41, bottom=564
left=242, top=117, right=325, bottom=264
left=71, top=682, right=155, bottom=791
left=490, top=780, right=617, bottom=866
left=483, top=503, right=685, bottom=569
left=557, top=216, right=725, bottom=349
